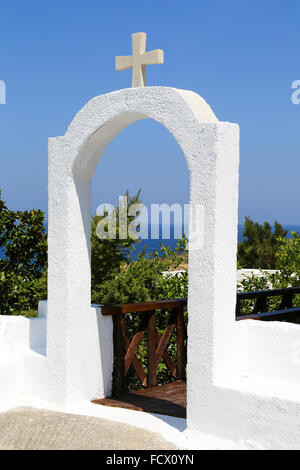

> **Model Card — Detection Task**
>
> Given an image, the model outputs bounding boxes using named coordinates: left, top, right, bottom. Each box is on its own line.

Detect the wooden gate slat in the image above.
left=155, top=323, right=175, bottom=370
left=112, top=314, right=125, bottom=396
left=120, top=316, right=147, bottom=387
left=130, top=355, right=147, bottom=387
left=176, top=305, right=185, bottom=380
left=147, top=311, right=157, bottom=388
left=124, top=314, right=148, bottom=376
left=154, top=330, right=177, bottom=379
left=124, top=329, right=145, bottom=375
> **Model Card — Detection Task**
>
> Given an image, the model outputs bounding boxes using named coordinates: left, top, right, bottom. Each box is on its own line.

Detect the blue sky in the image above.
left=0, top=0, right=299, bottom=224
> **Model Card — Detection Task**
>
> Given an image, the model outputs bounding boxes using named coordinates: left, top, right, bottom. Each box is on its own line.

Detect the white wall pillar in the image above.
left=187, top=123, right=239, bottom=434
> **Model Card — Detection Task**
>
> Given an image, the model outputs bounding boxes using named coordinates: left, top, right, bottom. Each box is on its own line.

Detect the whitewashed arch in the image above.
left=47, top=87, right=239, bottom=431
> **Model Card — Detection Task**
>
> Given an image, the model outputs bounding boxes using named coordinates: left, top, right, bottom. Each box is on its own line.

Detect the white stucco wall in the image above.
left=2, top=86, right=300, bottom=449
left=0, top=313, right=46, bottom=407
left=237, top=320, right=300, bottom=385
left=46, top=86, right=239, bottom=409
left=2, top=310, right=300, bottom=448
left=0, top=302, right=113, bottom=407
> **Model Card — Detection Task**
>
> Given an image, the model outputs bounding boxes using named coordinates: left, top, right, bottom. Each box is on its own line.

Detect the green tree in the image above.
left=0, top=191, right=47, bottom=315
left=91, top=189, right=142, bottom=289
left=238, top=231, right=300, bottom=313
left=237, top=217, right=288, bottom=269
left=269, top=231, right=300, bottom=289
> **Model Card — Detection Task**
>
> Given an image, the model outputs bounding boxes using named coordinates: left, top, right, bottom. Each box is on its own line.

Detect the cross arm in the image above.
left=142, top=49, right=164, bottom=65
left=115, top=55, right=133, bottom=71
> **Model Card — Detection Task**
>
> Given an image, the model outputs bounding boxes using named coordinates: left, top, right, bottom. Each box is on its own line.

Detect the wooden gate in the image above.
left=102, top=299, right=187, bottom=396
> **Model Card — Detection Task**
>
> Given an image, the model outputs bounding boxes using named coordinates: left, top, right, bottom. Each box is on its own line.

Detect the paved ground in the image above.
left=0, top=407, right=179, bottom=450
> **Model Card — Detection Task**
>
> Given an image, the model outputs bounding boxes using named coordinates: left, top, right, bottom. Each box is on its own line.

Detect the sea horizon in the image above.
left=1, top=223, right=299, bottom=261
left=132, top=224, right=300, bottom=260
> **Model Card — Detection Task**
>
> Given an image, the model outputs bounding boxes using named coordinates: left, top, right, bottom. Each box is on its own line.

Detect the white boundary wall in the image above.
left=1, top=87, right=300, bottom=449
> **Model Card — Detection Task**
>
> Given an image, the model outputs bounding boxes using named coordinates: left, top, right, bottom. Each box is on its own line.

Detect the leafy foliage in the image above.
left=238, top=231, right=300, bottom=314
left=237, top=217, right=288, bottom=269
left=92, top=241, right=188, bottom=305
left=91, top=189, right=142, bottom=290
left=272, top=231, right=300, bottom=288
left=0, top=191, right=47, bottom=315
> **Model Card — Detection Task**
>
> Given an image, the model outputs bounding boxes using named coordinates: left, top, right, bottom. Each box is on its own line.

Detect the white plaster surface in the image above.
left=46, top=86, right=225, bottom=409
left=0, top=314, right=45, bottom=407
left=2, top=86, right=300, bottom=449
left=3, top=311, right=300, bottom=448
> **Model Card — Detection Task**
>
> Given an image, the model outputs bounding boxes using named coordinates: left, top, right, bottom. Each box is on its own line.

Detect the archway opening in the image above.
left=48, top=87, right=238, bottom=431
left=90, top=118, right=190, bottom=418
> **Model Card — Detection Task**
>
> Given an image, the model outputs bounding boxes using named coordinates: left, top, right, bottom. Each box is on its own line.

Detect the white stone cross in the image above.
left=115, top=32, right=164, bottom=88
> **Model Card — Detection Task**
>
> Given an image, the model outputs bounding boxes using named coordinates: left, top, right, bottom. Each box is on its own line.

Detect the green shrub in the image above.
left=0, top=191, right=47, bottom=315
left=237, top=217, right=288, bottom=269
left=91, top=189, right=141, bottom=289
left=238, top=231, right=300, bottom=314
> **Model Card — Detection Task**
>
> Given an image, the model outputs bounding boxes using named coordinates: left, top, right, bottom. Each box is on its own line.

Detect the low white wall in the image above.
left=3, top=302, right=300, bottom=448
left=238, top=320, right=300, bottom=385
left=0, top=302, right=114, bottom=406
left=0, top=315, right=31, bottom=406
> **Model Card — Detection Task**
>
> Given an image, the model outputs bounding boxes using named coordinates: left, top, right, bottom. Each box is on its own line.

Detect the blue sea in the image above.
left=132, top=224, right=300, bottom=260
left=1, top=224, right=300, bottom=261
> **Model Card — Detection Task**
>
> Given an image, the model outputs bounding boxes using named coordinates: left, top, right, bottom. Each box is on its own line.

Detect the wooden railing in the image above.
left=102, top=299, right=187, bottom=396
left=236, top=287, right=300, bottom=322
left=102, top=287, right=300, bottom=395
